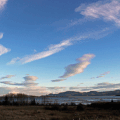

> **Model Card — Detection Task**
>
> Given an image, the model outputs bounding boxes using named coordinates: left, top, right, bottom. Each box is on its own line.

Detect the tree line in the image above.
left=0, top=93, right=49, bottom=106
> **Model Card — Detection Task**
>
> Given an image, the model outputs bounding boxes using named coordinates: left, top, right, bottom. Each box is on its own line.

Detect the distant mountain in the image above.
left=47, top=90, right=120, bottom=97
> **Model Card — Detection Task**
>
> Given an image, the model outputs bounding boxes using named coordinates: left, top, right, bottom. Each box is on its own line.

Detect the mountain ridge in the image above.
left=47, top=90, right=120, bottom=97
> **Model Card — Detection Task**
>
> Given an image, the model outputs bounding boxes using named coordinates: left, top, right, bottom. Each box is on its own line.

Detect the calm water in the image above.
left=1, top=96, right=120, bottom=105
left=35, top=96, right=120, bottom=105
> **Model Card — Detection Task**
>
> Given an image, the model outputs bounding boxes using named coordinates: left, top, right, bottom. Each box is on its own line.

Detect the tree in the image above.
left=4, top=95, right=9, bottom=105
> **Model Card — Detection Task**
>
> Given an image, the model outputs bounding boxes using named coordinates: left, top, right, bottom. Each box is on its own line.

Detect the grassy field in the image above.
left=0, top=103, right=120, bottom=120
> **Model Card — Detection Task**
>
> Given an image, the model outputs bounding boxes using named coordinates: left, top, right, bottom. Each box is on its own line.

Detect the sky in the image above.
left=0, top=0, right=120, bottom=96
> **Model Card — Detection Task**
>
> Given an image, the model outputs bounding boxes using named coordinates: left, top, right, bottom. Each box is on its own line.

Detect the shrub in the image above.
left=70, top=102, right=76, bottom=106
left=76, top=103, right=84, bottom=111
left=30, top=99, right=36, bottom=105
left=62, top=105, right=68, bottom=111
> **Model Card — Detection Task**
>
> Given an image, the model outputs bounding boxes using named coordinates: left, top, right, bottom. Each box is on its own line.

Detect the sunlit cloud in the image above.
left=0, top=44, right=11, bottom=56
left=0, top=86, right=50, bottom=96
left=0, top=75, right=39, bottom=87
left=47, top=87, right=68, bottom=94
left=51, top=54, right=95, bottom=82
left=1, top=82, right=120, bottom=96
left=60, top=54, right=95, bottom=78
left=75, top=0, right=120, bottom=26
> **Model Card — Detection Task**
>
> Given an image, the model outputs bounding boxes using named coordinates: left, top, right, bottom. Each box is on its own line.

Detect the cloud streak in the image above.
left=0, top=75, right=39, bottom=87
left=7, top=57, right=20, bottom=65
left=91, top=71, right=110, bottom=79
left=8, top=39, right=73, bottom=64
left=8, top=27, right=111, bottom=65
left=0, top=33, right=3, bottom=39
left=0, top=75, right=15, bottom=80
left=75, top=0, right=120, bottom=26
left=51, top=79, right=66, bottom=82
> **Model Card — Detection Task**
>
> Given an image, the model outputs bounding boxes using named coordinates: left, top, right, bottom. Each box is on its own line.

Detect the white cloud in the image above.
left=75, top=0, right=120, bottom=26
left=60, top=54, right=95, bottom=78
left=0, top=44, right=11, bottom=56
left=0, top=0, right=7, bottom=10
left=0, top=33, right=3, bottom=39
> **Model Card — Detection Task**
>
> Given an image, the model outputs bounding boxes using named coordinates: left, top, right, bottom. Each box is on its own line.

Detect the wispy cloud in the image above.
left=51, top=79, right=66, bottom=82
left=0, top=0, right=7, bottom=10
left=60, top=54, right=95, bottom=78
left=8, top=27, right=111, bottom=65
left=0, top=33, right=3, bottom=39
left=0, top=75, right=39, bottom=87
left=75, top=0, right=120, bottom=26
left=80, top=82, right=120, bottom=92
left=8, top=39, right=72, bottom=64
left=91, top=71, right=110, bottom=79
left=7, top=57, right=20, bottom=65
left=34, top=49, right=37, bottom=53
left=0, top=44, right=11, bottom=56
left=1, top=81, right=120, bottom=96
left=0, top=75, right=15, bottom=80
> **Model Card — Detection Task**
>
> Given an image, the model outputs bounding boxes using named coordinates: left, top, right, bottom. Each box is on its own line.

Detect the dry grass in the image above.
left=0, top=105, right=120, bottom=120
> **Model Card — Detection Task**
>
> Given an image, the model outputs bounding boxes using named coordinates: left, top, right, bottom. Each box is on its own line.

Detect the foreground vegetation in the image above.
left=0, top=102, right=120, bottom=120
left=0, top=93, right=120, bottom=119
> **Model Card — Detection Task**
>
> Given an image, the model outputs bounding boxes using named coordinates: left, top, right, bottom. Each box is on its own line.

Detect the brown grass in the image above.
left=0, top=105, right=120, bottom=120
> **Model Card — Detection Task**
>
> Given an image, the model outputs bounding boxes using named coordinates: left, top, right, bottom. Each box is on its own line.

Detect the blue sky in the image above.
left=0, top=0, right=120, bottom=96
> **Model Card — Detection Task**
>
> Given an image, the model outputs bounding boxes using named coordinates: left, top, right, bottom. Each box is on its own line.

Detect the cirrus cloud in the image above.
left=75, top=0, right=120, bottom=26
